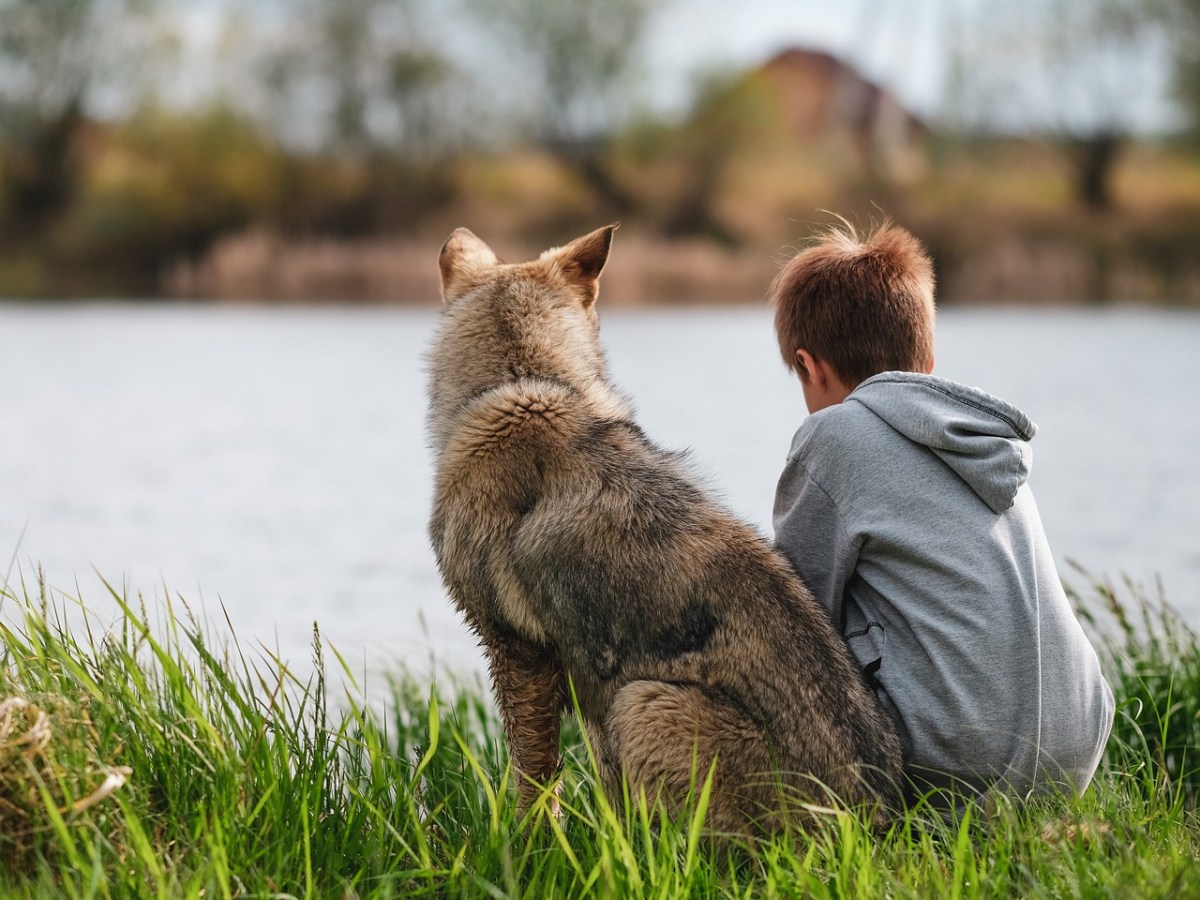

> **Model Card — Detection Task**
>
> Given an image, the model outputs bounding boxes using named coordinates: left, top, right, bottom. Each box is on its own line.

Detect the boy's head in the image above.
left=771, top=220, right=935, bottom=412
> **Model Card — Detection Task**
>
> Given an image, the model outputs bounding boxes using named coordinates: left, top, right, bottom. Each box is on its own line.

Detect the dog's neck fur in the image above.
left=428, top=363, right=634, bottom=457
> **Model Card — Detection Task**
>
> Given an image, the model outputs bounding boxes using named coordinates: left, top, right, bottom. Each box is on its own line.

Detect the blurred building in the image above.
left=754, top=48, right=928, bottom=181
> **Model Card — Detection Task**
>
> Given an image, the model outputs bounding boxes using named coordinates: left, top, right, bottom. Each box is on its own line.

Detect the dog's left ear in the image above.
left=439, top=227, right=499, bottom=303
left=553, top=223, right=618, bottom=305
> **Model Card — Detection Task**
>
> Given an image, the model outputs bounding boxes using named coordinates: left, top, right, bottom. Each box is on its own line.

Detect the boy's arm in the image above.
left=772, top=454, right=860, bottom=630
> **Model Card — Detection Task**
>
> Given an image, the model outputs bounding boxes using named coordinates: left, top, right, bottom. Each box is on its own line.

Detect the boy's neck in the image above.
left=796, top=350, right=856, bottom=414
left=797, top=352, right=936, bottom=415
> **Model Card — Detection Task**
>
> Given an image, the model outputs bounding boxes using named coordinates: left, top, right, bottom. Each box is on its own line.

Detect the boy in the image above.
left=770, top=221, right=1114, bottom=803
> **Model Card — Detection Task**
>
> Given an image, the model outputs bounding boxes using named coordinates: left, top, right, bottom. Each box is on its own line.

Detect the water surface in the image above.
left=2, top=304, right=1197, bottom=678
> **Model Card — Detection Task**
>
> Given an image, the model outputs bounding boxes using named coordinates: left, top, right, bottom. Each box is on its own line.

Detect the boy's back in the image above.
left=773, top=370, right=1114, bottom=798
left=767, top=220, right=1113, bottom=802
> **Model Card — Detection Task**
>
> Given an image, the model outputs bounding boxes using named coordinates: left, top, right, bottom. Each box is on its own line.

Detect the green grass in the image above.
left=0, top=573, right=1197, bottom=898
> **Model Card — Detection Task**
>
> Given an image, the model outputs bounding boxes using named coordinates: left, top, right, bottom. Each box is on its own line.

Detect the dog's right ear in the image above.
left=439, top=228, right=499, bottom=303
left=549, top=223, right=618, bottom=306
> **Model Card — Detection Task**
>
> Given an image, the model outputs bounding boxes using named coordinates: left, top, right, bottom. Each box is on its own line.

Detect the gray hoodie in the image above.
left=773, top=371, right=1114, bottom=798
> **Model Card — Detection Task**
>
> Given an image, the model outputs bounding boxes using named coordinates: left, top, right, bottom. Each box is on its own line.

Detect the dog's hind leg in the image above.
left=604, top=681, right=777, bottom=836
left=486, top=633, right=567, bottom=819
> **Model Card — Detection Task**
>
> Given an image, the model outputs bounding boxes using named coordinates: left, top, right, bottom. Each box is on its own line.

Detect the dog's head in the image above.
left=426, top=224, right=619, bottom=445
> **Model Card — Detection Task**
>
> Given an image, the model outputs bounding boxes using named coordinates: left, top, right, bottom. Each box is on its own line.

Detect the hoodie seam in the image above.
left=845, top=622, right=883, bottom=640
left=865, top=376, right=1032, bottom=441
left=788, top=417, right=864, bottom=545
left=788, top=455, right=863, bottom=552
left=782, top=454, right=865, bottom=635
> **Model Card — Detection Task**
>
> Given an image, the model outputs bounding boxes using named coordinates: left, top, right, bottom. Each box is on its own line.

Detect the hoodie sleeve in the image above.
left=772, top=443, right=861, bottom=631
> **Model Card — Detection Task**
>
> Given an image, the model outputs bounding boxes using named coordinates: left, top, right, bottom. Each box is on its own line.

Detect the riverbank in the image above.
left=1, top=576, right=1196, bottom=897
left=155, top=140, right=1200, bottom=307
left=158, top=208, right=1200, bottom=307
left=5, top=137, right=1200, bottom=307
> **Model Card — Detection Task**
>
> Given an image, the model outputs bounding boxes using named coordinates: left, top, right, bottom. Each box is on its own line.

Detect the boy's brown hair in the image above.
left=771, top=221, right=935, bottom=388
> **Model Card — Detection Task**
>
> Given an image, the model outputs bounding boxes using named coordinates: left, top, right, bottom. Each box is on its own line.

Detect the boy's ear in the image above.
left=546, top=223, right=618, bottom=306
left=439, top=227, right=499, bottom=303
left=794, top=348, right=817, bottom=384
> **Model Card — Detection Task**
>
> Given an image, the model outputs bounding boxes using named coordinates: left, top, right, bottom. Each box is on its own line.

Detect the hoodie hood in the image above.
left=847, top=372, right=1037, bottom=513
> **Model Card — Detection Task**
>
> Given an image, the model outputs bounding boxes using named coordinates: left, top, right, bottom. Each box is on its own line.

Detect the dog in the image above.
left=426, top=224, right=902, bottom=834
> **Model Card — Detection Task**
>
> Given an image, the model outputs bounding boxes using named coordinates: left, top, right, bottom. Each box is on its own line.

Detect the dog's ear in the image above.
left=551, top=223, right=618, bottom=305
left=439, top=228, right=499, bottom=303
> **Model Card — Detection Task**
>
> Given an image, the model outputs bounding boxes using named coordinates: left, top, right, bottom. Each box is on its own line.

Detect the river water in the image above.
left=2, top=304, right=1197, bottom=680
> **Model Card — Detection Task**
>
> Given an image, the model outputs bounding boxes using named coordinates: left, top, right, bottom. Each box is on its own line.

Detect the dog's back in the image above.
left=428, top=225, right=902, bottom=832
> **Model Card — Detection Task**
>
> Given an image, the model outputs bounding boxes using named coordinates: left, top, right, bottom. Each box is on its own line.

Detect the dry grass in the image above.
left=0, top=693, right=129, bottom=867
left=163, top=230, right=444, bottom=304
left=162, top=217, right=1200, bottom=307
left=164, top=228, right=783, bottom=307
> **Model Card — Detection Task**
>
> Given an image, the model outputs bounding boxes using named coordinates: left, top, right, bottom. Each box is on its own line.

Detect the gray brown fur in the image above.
left=427, top=225, right=903, bottom=833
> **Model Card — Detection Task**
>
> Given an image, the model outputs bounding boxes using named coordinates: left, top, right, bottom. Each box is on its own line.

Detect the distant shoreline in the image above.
left=5, top=212, right=1200, bottom=306
left=65, top=224, right=1200, bottom=308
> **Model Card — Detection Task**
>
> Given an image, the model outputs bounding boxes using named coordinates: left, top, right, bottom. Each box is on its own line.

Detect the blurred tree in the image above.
left=951, top=0, right=1166, bottom=211
left=467, top=0, right=660, bottom=216
left=30, top=103, right=285, bottom=292
left=53, top=104, right=287, bottom=290
left=0, top=0, right=161, bottom=233
left=246, top=0, right=461, bottom=236
left=654, top=72, right=770, bottom=245
left=258, top=0, right=456, bottom=160
left=1165, top=0, right=1200, bottom=138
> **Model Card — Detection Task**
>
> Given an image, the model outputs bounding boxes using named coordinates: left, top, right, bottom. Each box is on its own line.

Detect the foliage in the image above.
left=1165, top=0, right=1200, bottom=139
left=0, top=0, right=164, bottom=231
left=1071, top=571, right=1200, bottom=805
left=948, top=0, right=1169, bottom=210
left=4, top=0, right=1200, bottom=299
left=0, top=0, right=460, bottom=287
left=257, top=0, right=457, bottom=159
left=469, top=0, right=658, bottom=145
left=649, top=70, right=778, bottom=244
left=1, top=101, right=460, bottom=295
left=0, top=0, right=160, bottom=135
left=464, top=0, right=663, bottom=216
left=52, top=106, right=286, bottom=277
left=0, top=574, right=1196, bottom=897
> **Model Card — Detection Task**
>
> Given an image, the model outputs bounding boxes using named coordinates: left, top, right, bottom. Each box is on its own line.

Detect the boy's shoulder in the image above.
left=786, top=396, right=892, bottom=464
